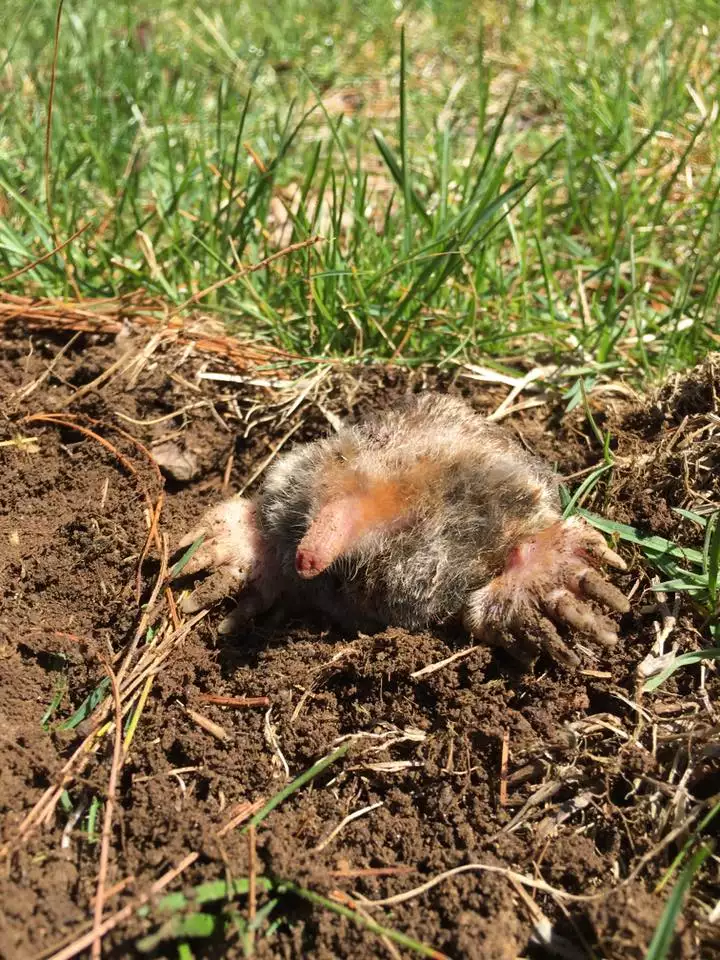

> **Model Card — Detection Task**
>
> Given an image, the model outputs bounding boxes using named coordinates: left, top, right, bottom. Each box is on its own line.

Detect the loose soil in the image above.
left=0, top=326, right=718, bottom=960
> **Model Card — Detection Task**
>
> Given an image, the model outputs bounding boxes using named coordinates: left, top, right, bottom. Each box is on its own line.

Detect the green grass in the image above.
left=1, top=0, right=718, bottom=370
left=644, top=842, right=715, bottom=960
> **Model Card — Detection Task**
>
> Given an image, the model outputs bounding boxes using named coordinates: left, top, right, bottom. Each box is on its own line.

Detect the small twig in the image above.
left=170, top=235, right=323, bottom=316
left=1, top=224, right=92, bottom=286
left=184, top=706, right=230, bottom=744
left=91, top=664, right=123, bottom=960
left=315, top=802, right=384, bottom=852
left=103, top=875, right=135, bottom=901
left=328, top=866, right=415, bottom=879
left=410, top=644, right=480, bottom=680
left=217, top=798, right=266, bottom=838
left=222, top=451, right=235, bottom=492
left=355, top=861, right=602, bottom=908
left=499, top=728, right=510, bottom=807
left=198, top=694, right=270, bottom=708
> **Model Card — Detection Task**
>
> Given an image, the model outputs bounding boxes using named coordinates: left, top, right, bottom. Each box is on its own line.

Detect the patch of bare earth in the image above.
left=0, top=324, right=717, bottom=960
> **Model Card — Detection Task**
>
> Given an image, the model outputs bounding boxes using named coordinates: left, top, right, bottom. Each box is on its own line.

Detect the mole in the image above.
left=173, top=393, right=629, bottom=668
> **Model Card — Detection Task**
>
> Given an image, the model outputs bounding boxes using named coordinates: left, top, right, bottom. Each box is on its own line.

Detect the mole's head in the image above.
left=293, top=432, right=442, bottom=578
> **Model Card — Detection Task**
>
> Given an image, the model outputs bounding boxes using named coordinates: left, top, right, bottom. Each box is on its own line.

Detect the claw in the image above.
left=177, top=526, right=206, bottom=551
left=464, top=514, right=629, bottom=670
left=571, top=520, right=627, bottom=570
left=171, top=494, right=284, bottom=619
left=545, top=588, right=618, bottom=647
left=179, top=565, right=248, bottom=613
left=575, top=567, right=630, bottom=613
left=523, top=613, right=581, bottom=670
left=172, top=495, right=261, bottom=580
left=481, top=625, right=539, bottom=667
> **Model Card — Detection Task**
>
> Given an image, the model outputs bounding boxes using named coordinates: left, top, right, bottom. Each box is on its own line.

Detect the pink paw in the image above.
left=172, top=495, right=275, bottom=616
left=464, top=517, right=629, bottom=669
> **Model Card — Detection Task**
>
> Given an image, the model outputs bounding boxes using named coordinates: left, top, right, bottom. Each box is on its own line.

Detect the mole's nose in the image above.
left=295, top=547, right=324, bottom=579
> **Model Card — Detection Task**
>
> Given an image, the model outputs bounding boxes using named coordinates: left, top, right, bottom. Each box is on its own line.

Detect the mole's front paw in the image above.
left=172, top=495, right=270, bottom=615
left=463, top=517, right=629, bottom=669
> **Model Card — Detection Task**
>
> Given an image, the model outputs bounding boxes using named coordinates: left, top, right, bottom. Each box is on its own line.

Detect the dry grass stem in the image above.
left=217, top=799, right=266, bottom=838
left=499, top=728, right=510, bottom=807
left=314, top=802, right=384, bottom=852
left=16, top=332, right=82, bottom=399
left=356, top=861, right=602, bottom=909
left=328, top=866, right=415, bottom=878
left=198, top=694, right=271, bottom=708
left=184, top=707, right=230, bottom=743
left=169, top=235, right=323, bottom=316
left=91, top=665, right=124, bottom=960
left=410, top=645, right=481, bottom=679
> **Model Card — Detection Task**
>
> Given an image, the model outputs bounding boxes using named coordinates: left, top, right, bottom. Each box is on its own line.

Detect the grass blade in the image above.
left=244, top=742, right=350, bottom=832
left=170, top=535, right=206, bottom=579
left=642, top=649, right=720, bottom=692
left=644, top=843, right=713, bottom=960
left=137, top=912, right=217, bottom=953
left=399, top=25, right=413, bottom=253
left=59, top=677, right=110, bottom=731
left=279, top=882, right=447, bottom=959
left=704, top=512, right=720, bottom=604
left=373, top=130, right=429, bottom=224
left=577, top=509, right=704, bottom=567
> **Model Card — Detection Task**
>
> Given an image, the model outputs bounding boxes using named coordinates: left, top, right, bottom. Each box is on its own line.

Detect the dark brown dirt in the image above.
left=0, top=327, right=717, bottom=960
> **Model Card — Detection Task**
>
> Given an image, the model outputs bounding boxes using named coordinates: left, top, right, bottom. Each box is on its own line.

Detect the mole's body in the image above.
left=175, top=393, right=629, bottom=668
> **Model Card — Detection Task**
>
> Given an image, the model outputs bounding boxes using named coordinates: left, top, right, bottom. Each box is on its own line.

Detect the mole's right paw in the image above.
left=172, top=495, right=274, bottom=615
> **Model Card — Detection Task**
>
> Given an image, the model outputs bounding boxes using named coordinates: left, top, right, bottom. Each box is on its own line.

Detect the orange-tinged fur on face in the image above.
left=297, top=457, right=450, bottom=576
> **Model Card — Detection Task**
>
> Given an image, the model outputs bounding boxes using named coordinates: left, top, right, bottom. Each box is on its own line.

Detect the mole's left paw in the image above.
left=463, top=516, right=629, bottom=669
left=172, top=495, right=277, bottom=615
